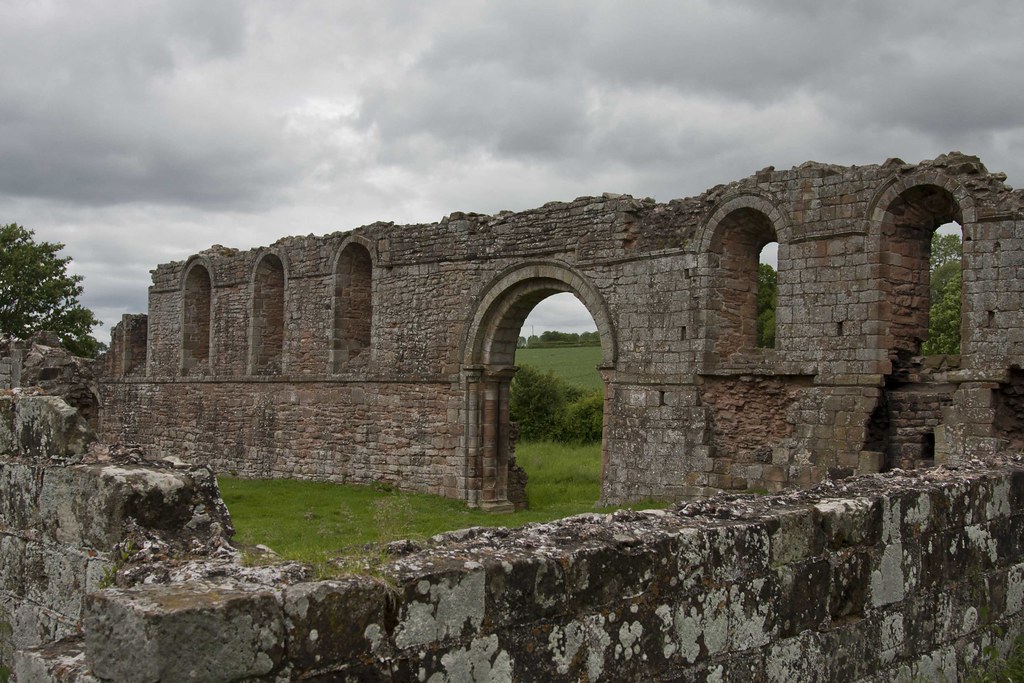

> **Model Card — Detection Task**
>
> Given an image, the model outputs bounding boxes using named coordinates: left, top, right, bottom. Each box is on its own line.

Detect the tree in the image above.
left=0, top=223, right=100, bottom=357
left=756, top=263, right=777, bottom=348
left=923, top=231, right=962, bottom=355
left=930, top=232, right=962, bottom=271
left=922, top=268, right=961, bottom=355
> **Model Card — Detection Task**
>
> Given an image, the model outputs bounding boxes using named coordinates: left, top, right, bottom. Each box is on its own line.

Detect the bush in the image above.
left=510, top=365, right=603, bottom=443
left=555, top=391, right=604, bottom=443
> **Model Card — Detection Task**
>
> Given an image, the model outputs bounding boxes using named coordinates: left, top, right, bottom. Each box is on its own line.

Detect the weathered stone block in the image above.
left=813, top=497, right=879, bottom=549
left=392, top=566, right=487, bottom=650
left=283, top=578, right=395, bottom=673
left=84, top=583, right=285, bottom=682
left=13, top=638, right=100, bottom=683
left=774, top=559, right=829, bottom=637
left=14, top=395, right=94, bottom=460
left=768, top=508, right=825, bottom=566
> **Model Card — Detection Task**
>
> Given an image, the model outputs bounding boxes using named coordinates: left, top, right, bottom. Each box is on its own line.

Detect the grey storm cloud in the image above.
left=1, top=0, right=1023, bottom=338
left=0, top=0, right=302, bottom=209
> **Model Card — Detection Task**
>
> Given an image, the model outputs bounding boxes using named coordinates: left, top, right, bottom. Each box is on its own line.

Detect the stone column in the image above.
left=479, top=366, right=517, bottom=512
left=597, top=364, right=615, bottom=504
left=462, top=365, right=484, bottom=507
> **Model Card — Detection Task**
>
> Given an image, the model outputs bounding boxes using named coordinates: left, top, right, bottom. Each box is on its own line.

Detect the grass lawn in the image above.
left=514, top=346, right=604, bottom=390
left=221, top=347, right=629, bottom=570
left=219, top=441, right=665, bottom=568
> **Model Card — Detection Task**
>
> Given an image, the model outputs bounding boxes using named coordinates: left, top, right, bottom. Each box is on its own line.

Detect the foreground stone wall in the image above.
left=20, top=456, right=1024, bottom=682
left=0, top=392, right=236, bottom=680
left=7, top=383, right=1024, bottom=680
left=98, top=153, right=1024, bottom=507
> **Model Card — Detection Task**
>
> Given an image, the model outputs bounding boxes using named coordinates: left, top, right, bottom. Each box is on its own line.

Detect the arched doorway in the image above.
left=462, top=263, right=616, bottom=510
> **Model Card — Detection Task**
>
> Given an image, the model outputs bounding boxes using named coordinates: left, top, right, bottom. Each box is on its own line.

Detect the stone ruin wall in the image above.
left=0, top=390, right=244, bottom=680
left=97, top=153, right=1024, bottom=509
left=6, top=389, right=1024, bottom=680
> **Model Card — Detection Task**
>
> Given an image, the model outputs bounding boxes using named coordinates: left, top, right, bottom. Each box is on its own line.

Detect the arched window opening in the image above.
left=757, top=242, right=778, bottom=349
left=182, top=264, right=212, bottom=373
left=250, top=254, right=285, bottom=375
left=712, top=208, right=778, bottom=356
left=332, top=243, right=373, bottom=372
left=922, top=222, right=963, bottom=356
left=509, top=292, right=604, bottom=511
left=882, top=185, right=962, bottom=359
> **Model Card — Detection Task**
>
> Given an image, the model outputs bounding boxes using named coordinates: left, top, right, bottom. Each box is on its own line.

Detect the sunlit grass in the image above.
left=219, top=441, right=666, bottom=567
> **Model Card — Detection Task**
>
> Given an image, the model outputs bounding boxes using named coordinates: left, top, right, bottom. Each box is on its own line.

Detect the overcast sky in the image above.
left=3, top=0, right=1023, bottom=340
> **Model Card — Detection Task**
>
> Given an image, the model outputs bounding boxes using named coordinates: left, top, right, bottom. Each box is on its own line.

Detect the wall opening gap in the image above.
left=757, top=241, right=778, bottom=349
left=510, top=291, right=604, bottom=511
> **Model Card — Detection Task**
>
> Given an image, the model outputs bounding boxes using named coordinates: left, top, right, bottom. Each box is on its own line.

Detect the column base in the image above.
left=479, top=499, right=515, bottom=513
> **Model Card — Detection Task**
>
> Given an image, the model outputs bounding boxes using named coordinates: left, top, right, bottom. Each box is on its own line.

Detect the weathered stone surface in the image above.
left=282, top=578, right=395, bottom=674
left=1, top=333, right=101, bottom=427
left=7, top=394, right=93, bottom=460
left=0, top=429, right=237, bottom=679
left=13, top=638, right=99, bottom=683
left=4, top=442, right=1024, bottom=680
left=84, top=584, right=284, bottom=682
left=0, top=395, right=14, bottom=454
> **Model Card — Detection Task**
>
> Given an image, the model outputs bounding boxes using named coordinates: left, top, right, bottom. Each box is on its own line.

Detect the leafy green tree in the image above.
left=931, top=232, right=962, bottom=270
left=0, top=223, right=100, bottom=357
left=756, top=263, right=777, bottom=348
left=922, top=268, right=961, bottom=355
left=923, top=231, right=962, bottom=355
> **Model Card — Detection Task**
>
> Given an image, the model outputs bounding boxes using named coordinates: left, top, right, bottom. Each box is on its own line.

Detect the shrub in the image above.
left=555, top=390, right=604, bottom=443
left=510, top=365, right=603, bottom=443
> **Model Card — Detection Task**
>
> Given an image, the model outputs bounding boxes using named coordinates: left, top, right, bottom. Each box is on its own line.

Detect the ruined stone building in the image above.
left=98, top=152, right=1024, bottom=509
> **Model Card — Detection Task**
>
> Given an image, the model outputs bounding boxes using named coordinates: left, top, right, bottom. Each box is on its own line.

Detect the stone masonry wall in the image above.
left=0, top=391, right=236, bottom=680
left=97, top=153, right=1024, bottom=507
left=21, top=456, right=1024, bottom=682
left=104, top=379, right=461, bottom=493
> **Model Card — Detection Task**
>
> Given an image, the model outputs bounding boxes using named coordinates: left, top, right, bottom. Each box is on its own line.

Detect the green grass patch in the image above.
left=219, top=441, right=666, bottom=569
left=514, top=346, right=604, bottom=390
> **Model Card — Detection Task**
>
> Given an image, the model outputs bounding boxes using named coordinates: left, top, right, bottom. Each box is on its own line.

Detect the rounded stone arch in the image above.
left=330, top=235, right=376, bottom=372
left=696, top=191, right=793, bottom=255
left=180, top=256, right=216, bottom=373
left=179, top=254, right=218, bottom=290
left=248, top=248, right=290, bottom=375
left=696, top=192, right=791, bottom=357
left=332, top=233, right=378, bottom=264
left=865, top=172, right=976, bottom=358
left=865, top=171, right=977, bottom=234
left=459, top=261, right=617, bottom=511
left=463, top=260, right=617, bottom=368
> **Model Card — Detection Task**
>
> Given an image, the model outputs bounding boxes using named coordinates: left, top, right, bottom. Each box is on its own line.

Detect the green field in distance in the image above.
left=514, top=345, right=603, bottom=390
